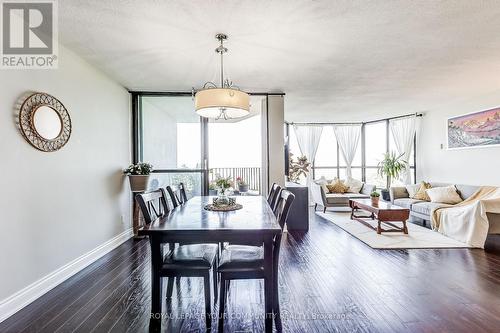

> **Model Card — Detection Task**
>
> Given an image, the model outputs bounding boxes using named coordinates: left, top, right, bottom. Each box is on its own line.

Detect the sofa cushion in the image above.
left=344, top=177, right=363, bottom=193
left=325, top=192, right=369, bottom=204
left=413, top=182, right=432, bottom=201
left=393, top=198, right=424, bottom=209
left=455, top=184, right=480, bottom=200
left=411, top=202, right=452, bottom=216
left=426, top=185, right=463, bottom=204
left=326, top=179, right=349, bottom=193
left=405, top=184, right=421, bottom=198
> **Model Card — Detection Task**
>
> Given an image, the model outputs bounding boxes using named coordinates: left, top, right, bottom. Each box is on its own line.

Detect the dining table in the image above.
left=138, top=195, right=282, bottom=332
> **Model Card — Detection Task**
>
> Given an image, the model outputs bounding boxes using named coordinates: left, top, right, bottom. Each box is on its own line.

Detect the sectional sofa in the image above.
left=390, top=182, right=500, bottom=234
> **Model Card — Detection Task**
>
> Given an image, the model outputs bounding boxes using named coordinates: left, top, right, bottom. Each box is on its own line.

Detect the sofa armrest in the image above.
left=311, top=182, right=326, bottom=206
left=361, top=183, right=376, bottom=195
left=390, top=186, right=409, bottom=203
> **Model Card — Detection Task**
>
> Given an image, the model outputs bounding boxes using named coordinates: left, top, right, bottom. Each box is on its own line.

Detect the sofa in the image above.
left=390, top=182, right=500, bottom=234
left=311, top=180, right=376, bottom=212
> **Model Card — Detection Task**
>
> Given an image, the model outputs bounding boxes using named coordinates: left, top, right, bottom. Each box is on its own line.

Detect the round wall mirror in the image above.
left=32, top=106, right=63, bottom=140
left=18, top=92, right=72, bottom=152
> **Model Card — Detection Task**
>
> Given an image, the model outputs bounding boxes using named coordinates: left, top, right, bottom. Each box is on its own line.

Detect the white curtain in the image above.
left=333, top=124, right=361, bottom=178
left=293, top=125, right=323, bottom=202
left=389, top=115, right=417, bottom=184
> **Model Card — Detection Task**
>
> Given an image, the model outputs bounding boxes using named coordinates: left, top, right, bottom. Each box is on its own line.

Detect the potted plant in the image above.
left=288, top=153, right=311, bottom=183
left=236, top=177, right=249, bottom=193
left=377, top=152, right=407, bottom=201
left=124, top=162, right=153, bottom=192
left=370, top=191, right=380, bottom=205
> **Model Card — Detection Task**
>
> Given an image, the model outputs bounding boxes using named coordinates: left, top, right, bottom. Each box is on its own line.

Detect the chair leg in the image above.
left=323, top=206, right=326, bottom=213
left=212, top=267, right=218, bottom=304
left=204, top=272, right=212, bottom=330
left=218, top=276, right=226, bottom=331
left=166, top=277, right=174, bottom=299
left=314, top=203, right=317, bottom=211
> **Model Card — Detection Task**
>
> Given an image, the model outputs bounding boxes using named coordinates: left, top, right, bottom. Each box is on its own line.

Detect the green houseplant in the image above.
left=377, top=152, right=407, bottom=201
left=370, top=190, right=380, bottom=205
left=124, top=162, right=153, bottom=192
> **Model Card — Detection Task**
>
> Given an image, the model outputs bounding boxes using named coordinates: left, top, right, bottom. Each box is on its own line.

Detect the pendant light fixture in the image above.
left=194, top=33, right=250, bottom=120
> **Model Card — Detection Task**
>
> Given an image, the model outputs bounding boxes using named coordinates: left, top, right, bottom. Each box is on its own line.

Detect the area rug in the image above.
left=316, top=211, right=474, bottom=249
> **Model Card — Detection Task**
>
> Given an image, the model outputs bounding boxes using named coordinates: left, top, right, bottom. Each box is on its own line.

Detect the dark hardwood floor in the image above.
left=2, top=210, right=500, bottom=332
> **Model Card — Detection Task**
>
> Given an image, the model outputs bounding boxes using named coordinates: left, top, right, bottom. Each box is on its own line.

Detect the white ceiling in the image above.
left=59, top=0, right=500, bottom=122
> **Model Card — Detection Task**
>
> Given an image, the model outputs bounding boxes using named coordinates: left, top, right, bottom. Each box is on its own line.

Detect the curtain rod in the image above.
left=286, top=112, right=423, bottom=126
left=128, top=90, right=285, bottom=96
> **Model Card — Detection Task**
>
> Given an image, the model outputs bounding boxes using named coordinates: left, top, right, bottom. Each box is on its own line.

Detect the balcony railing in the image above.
left=209, top=167, right=261, bottom=194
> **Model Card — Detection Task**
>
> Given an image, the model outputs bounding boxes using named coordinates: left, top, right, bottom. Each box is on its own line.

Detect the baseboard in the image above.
left=0, top=228, right=134, bottom=323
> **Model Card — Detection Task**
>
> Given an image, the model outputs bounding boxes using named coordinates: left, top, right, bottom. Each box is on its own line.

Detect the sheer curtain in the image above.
left=332, top=124, right=361, bottom=178
left=293, top=125, right=323, bottom=202
left=389, top=115, right=416, bottom=184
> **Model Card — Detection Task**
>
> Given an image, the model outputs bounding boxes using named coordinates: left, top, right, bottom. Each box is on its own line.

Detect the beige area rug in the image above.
left=316, top=211, right=474, bottom=249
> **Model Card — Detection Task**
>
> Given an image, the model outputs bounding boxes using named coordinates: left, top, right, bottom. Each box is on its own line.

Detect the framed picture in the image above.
left=447, top=106, right=500, bottom=150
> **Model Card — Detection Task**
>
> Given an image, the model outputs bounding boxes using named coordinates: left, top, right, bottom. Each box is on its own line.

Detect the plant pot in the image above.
left=381, top=189, right=390, bottom=201
left=371, top=196, right=380, bottom=206
left=128, top=175, right=150, bottom=192
left=238, top=184, right=249, bottom=193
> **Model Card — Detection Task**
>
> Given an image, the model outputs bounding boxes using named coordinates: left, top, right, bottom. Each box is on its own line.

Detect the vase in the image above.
left=128, top=175, right=150, bottom=192
left=217, top=188, right=230, bottom=205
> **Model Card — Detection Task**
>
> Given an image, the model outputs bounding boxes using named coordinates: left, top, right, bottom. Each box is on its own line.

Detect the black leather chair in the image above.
left=136, top=189, right=218, bottom=329
left=217, top=189, right=295, bottom=331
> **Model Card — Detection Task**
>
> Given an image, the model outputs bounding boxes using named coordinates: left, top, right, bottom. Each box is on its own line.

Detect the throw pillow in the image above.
left=426, top=185, right=463, bottom=205
left=326, top=179, right=349, bottom=194
left=405, top=183, right=421, bottom=198
left=344, top=177, right=363, bottom=193
left=412, top=182, right=432, bottom=201
left=314, top=176, right=330, bottom=194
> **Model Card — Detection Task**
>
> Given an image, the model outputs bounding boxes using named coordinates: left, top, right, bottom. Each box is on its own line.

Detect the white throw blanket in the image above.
left=431, top=187, right=500, bottom=248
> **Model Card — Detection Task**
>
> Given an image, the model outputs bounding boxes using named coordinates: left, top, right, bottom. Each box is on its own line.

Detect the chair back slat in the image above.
left=179, top=182, right=188, bottom=203
left=136, top=189, right=169, bottom=225
left=267, top=183, right=279, bottom=205
left=274, top=189, right=295, bottom=230
left=166, top=185, right=181, bottom=208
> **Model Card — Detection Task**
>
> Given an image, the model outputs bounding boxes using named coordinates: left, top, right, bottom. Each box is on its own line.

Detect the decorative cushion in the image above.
left=326, top=179, right=349, bottom=194
left=218, top=245, right=264, bottom=272
left=426, top=185, right=463, bottom=205
left=314, top=177, right=330, bottom=194
left=344, top=177, right=363, bottom=193
left=405, top=184, right=421, bottom=198
left=412, top=182, right=432, bottom=201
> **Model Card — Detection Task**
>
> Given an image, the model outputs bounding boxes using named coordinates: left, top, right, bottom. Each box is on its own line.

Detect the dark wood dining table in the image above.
left=138, top=195, right=282, bottom=332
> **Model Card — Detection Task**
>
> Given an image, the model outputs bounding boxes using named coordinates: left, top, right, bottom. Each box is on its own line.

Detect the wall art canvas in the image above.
left=447, top=107, right=500, bottom=149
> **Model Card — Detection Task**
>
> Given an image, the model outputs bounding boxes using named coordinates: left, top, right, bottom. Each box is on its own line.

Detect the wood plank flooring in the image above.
left=2, top=210, right=500, bottom=332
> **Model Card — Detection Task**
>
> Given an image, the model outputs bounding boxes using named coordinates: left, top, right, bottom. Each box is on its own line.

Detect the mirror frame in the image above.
left=19, top=92, right=72, bottom=152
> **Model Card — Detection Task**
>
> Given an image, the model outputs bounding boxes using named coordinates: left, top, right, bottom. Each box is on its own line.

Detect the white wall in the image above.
left=0, top=45, right=131, bottom=304
left=417, top=90, right=500, bottom=186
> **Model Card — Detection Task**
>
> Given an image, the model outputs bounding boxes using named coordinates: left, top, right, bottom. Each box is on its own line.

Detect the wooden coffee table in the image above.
left=349, top=199, right=410, bottom=234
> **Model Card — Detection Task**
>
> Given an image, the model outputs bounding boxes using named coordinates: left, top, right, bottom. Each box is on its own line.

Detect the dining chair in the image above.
left=136, top=189, right=218, bottom=329
left=166, top=183, right=187, bottom=208
left=217, top=189, right=295, bottom=331
left=267, top=183, right=282, bottom=213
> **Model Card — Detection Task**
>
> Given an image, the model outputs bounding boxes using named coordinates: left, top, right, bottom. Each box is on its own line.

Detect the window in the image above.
left=286, top=116, right=417, bottom=188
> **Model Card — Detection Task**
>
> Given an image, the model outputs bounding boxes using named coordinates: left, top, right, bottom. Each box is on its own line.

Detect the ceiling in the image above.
left=59, top=0, right=500, bottom=122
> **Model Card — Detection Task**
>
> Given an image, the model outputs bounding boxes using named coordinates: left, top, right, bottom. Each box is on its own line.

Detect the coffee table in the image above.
left=349, top=199, right=410, bottom=234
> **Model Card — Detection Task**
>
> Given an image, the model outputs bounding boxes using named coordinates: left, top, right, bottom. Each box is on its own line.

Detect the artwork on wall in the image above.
left=18, top=92, right=72, bottom=152
left=447, top=106, right=500, bottom=149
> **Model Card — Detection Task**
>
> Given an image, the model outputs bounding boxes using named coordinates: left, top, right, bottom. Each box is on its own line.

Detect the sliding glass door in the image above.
left=134, top=94, right=266, bottom=196
left=138, top=95, right=204, bottom=198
